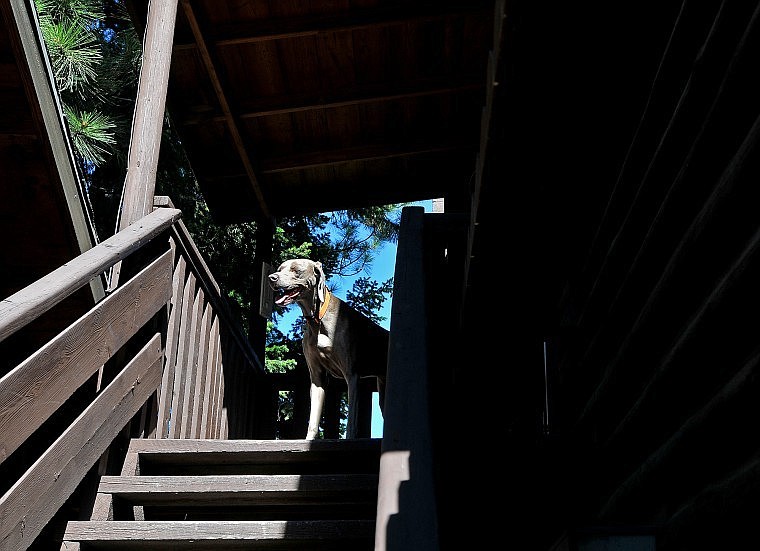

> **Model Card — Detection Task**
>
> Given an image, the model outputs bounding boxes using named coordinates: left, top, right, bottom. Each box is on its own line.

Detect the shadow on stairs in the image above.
left=59, top=438, right=381, bottom=550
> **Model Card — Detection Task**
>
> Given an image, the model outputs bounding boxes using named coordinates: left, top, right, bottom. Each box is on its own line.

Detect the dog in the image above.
left=268, top=258, right=388, bottom=439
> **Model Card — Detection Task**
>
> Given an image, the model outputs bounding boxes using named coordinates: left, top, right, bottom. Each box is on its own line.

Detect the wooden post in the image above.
left=117, top=0, right=180, bottom=232
left=249, top=221, right=274, bottom=353
left=250, top=221, right=276, bottom=438
left=109, top=0, right=179, bottom=291
left=375, top=206, right=439, bottom=551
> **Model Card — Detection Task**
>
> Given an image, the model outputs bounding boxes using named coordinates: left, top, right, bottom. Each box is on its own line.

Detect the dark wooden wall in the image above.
left=552, top=3, right=760, bottom=548
left=441, top=1, right=760, bottom=549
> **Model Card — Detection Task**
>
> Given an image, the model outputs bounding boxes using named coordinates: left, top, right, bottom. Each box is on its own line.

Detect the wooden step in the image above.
left=129, top=438, right=382, bottom=475
left=60, top=439, right=381, bottom=548
left=99, top=474, right=378, bottom=506
left=103, top=473, right=379, bottom=522
left=62, top=520, right=375, bottom=550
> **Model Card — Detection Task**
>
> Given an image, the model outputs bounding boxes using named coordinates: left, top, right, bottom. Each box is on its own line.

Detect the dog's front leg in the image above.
left=345, top=373, right=360, bottom=439
left=306, top=381, right=325, bottom=440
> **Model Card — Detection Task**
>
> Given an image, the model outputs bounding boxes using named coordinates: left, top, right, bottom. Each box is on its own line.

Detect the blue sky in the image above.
left=275, top=200, right=433, bottom=437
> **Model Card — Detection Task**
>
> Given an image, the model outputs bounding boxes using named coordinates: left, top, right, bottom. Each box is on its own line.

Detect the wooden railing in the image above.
left=0, top=206, right=267, bottom=549
left=156, top=197, right=267, bottom=440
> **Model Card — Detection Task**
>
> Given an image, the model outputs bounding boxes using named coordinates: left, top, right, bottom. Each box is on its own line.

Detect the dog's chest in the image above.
left=303, top=323, right=344, bottom=377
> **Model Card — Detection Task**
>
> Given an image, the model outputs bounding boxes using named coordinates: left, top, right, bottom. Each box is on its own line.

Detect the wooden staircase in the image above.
left=61, top=439, right=381, bottom=550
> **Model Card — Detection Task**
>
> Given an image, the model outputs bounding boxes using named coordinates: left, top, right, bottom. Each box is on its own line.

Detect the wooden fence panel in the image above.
left=180, top=287, right=204, bottom=438
left=228, top=345, right=240, bottom=438
left=211, top=326, right=224, bottom=438
left=200, top=316, right=220, bottom=438
left=190, top=303, right=212, bottom=438
left=156, top=252, right=186, bottom=438
left=233, top=347, right=247, bottom=438
left=0, top=196, right=273, bottom=550
left=0, top=249, right=172, bottom=464
left=212, top=335, right=227, bottom=439
left=0, top=334, right=164, bottom=550
left=218, top=351, right=228, bottom=439
left=147, top=203, right=267, bottom=441
left=169, top=272, right=196, bottom=438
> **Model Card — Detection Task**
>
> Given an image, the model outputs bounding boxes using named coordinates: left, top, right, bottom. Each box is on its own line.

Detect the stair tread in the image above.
left=63, top=520, right=374, bottom=549
left=102, top=474, right=378, bottom=491
left=129, top=439, right=382, bottom=475
left=99, top=474, right=378, bottom=505
left=129, top=438, right=381, bottom=457
left=68, top=439, right=381, bottom=547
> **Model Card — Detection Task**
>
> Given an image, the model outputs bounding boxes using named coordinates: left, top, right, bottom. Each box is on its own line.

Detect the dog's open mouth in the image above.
left=274, top=287, right=301, bottom=306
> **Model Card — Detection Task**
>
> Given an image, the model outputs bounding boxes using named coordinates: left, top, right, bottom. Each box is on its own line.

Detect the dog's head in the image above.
left=268, top=258, right=326, bottom=307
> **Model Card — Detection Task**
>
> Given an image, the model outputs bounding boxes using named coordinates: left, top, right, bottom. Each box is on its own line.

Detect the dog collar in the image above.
left=305, top=287, right=331, bottom=324
left=317, top=288, right=331, bottom=320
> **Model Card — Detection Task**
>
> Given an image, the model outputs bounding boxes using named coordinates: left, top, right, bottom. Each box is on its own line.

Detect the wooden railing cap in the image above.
left=0, top=208, right=181, bottom=343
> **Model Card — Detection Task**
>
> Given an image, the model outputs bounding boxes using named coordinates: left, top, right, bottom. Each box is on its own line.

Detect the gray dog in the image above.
left=268, top=258, right=388, bottom=439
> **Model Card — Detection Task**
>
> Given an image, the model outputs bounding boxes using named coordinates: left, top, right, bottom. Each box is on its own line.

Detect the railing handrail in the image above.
left=0, top=207, right=182, bottom=343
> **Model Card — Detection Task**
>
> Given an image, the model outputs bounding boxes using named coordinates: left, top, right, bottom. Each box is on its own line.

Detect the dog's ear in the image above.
left=314, top=261, right=326, bottom=302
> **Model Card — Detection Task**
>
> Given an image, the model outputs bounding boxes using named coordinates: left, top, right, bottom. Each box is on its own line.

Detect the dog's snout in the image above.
left=268, top=273, right=279, bottom=283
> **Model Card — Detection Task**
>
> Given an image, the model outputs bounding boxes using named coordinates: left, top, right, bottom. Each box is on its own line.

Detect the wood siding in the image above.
left=551, top=5, right=760, bottom=547
left=445, top=2, right=760, bottom=549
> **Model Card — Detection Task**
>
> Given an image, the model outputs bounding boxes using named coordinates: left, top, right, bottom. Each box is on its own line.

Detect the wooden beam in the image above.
left=0, top=249, right=172, bottom=464
left=0, top=207, right=181, bottom=343
left=464, top=0, right=507, bottom=310
left=6, top=0, right=104, bottom=301
left=201, top=171, right=467, bottom=220
left=118, top=0, right=180, bottom=230
left=179, top=0, right=270, bottom=220
left=181, top=81, right=484, bottom=123
left=0, top=334, right=164, bottom=550
left=173, top=2, right=493, bottom=49
left=260, top=142, right=477, bottom=174
left=244, top=82, right=483, bottom=118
